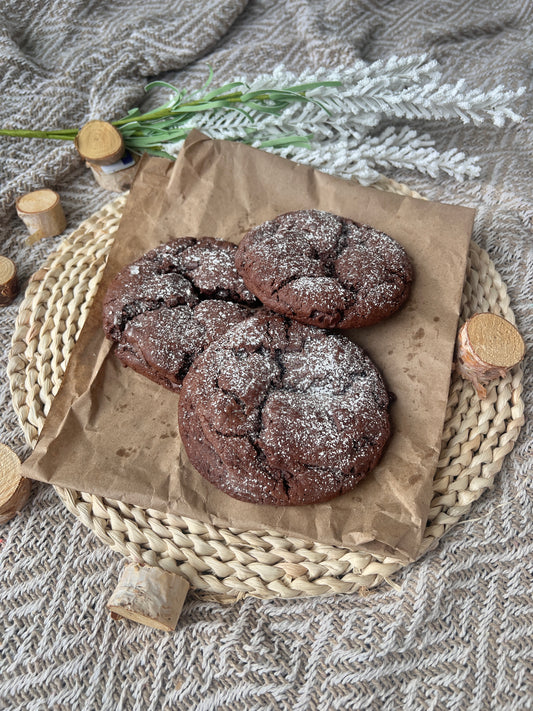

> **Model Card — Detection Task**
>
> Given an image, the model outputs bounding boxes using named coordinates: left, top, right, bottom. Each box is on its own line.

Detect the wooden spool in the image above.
left=0, top=256, right=19, bottom=306
left=455, top=313, right=525, bottom=398
left=16, top=189, right=67, bottom=244
left=75, top=120, right=139, bottom=191
left=74, top=120, right=125, bottom=165
left=0, top=444, right=31, bottom=524
left=107, top=562, right=190, bottom=631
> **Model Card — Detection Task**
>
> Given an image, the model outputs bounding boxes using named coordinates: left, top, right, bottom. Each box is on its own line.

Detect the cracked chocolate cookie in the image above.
left=235, top=209, right=413, bottom=329
left=178, top=312, right=392, bottom=506
left=102, top=237, right=259, bottom=390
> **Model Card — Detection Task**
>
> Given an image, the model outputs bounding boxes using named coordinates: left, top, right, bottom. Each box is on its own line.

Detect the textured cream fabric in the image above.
left=1, top=1, right=531, bottom=709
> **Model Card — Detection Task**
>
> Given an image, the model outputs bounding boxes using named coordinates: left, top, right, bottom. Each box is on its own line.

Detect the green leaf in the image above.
left=200, top=65, right=215, bottom=93
left=202, top=82, right=246, bottom=102
left=138, top=145, right=177, bottom=159
left=257, top=133, right=314, bottom=148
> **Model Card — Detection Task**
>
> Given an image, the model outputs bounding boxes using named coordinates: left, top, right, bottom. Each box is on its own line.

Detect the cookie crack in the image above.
left=324, top=219, right=351, bottom=274
left=175, top=351, right=197, bottom=383
left=113, top=297, right=168, bottom=337
left=270, top=272, right=308, bottom=298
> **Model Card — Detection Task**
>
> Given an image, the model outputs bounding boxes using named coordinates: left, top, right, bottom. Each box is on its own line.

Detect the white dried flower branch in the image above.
left=1, top=54, right=522, bottom=186
left=262, top=126, right=481, bottom=185
left=166, top=55, right=523, bottom=184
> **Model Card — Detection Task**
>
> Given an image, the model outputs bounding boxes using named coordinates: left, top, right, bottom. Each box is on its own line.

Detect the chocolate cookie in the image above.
left=178, top=312, right=391, bottom=506
left=235, top=209, right=413, bottom=329
left=102, top=237, right=258, bottom=390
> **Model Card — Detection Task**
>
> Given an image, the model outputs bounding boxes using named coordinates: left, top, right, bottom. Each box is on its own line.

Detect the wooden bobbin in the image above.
left=75, top=120, right=139, bottom=191
left=107, top=562, right=190, bottom=631
left=0, top=444, right=31, bottom=525
left=455, top=312, right=525, bottom=398
left=0, top=256, right=19, bottom=306
left=74, top=120, right=125, bottom=165
left=16, top=189, right=67, bottom=244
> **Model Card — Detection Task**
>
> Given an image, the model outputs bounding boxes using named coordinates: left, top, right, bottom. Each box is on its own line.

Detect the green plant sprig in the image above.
left=0, top=128, right=78, bottom=140
left=0, top=74, right=343, bottom=159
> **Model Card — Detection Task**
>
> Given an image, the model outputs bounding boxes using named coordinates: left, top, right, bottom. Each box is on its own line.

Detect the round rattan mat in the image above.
left=8, top=180, right=525, bottom=600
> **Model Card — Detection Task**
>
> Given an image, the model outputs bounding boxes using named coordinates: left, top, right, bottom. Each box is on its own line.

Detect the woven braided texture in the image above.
left=7, top=187, right=524, bottom=600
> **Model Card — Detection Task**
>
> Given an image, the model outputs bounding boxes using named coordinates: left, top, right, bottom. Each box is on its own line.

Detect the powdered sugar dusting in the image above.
left=102, top=237, right=260, bottom=388
left=179, top=313, right=391, bottom=506
left=235, top=209, right=413, bottom=328
left=279, top=276, right=349, bottom=317
left=178, top=240, right=257, bottom=304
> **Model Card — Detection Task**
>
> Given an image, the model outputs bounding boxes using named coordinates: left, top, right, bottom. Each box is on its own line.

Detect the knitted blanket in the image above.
left=1, top=1, right=531, bottom=709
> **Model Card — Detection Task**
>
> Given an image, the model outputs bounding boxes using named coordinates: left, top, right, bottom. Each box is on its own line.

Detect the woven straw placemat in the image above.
left=7, top=180, right=525, bottom=600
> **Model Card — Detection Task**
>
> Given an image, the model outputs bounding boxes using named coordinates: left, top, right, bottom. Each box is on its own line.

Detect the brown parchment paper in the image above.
left=22, top=131, right=475, bottom=562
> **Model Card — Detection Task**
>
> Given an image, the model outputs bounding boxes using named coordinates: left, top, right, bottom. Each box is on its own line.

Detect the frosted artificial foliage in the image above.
left=166, top=55, right=524, bottom=185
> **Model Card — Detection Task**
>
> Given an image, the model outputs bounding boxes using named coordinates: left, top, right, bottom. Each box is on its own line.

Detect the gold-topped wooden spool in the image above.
left=74, top=120, right=125, bottom=165
left=75, top=120, right=139, bottom=191
left=0, top=444, right=31, bottom=524
left=455, top=313, right=525, bottom=398
left=16, top=189, right=67, bottom=244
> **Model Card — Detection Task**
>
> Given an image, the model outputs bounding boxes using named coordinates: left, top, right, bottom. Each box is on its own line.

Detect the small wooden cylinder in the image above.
left=74, top=120, right=139, bottom=191
left=0, top=256, right=19, bottom=306
left=16, top=189, right=67, bottom=244
left=455, top=313, right=525, bottom=398
left=0, top=444, right=31, bottom=524
left=107, top=562, right=190, bottom=631
left=74, top=120, right=125, bottom=165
